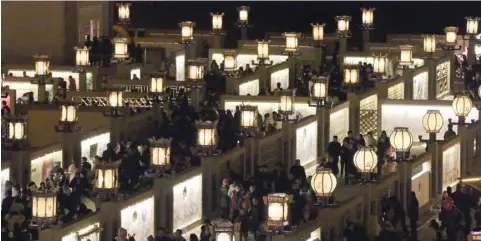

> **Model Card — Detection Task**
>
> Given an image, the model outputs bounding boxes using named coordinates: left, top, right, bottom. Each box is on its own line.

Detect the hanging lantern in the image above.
left=113, top=38, right=129, bottom=60
left=33, top=55, right=50, bottom=77
left=211, top=13, right=224, bottom=31
left=452, top=93, right=473, bottom=117
left=264, top=193, right=291, bottom=231
left=311, top=76, right=328, bottom=100
left=6, top=116, right=27, bottom=141
left=343, top=66, right=359, bottom=85
left=108, top=88, right=123, bottom=108
left=311, top=23, right=326, bottom=41
left=257, top=40, right=270, bottom=59
left=444, top=26, right=458, bottom=46
left=335, top=15, right=351, bottom=37
left=279, top=90, right=295, bottom=117
left=423, top=35, right=436, bottom=54
left=196, top=121, right=217, bottom=149
left=95, top=162, right=119, bottom=191
left=31, top=191, right=57, bottom=226
left=361, top=8, right=375, bottom=28
left=310, top=167, right=337, bottom=197
left=60, top=102, right=77, bottom=123
left=74, top=46, right=90, bottom=67
left=150, top=138, right=171, bottom=168
left=283, top=32, right=300, bottom=54
left=117, top=3, right=131, bottom=24
left=353, top=147, right=378, bottom=173
left=188, top=62, right=204, bottom=81
left=466, top=17, right=480, bottom=35
left=399, top=45, right=414, bottom=67
left=389, top=127, right=414, bottom=152
left=179, top=21, right=195, bottom=43
left=237, top=6, right=250, bottom=24
left=223, top=51, right=237, bottom=72
left=214, top=223, right=235, bottom=241
left=373, top=54, right=387, bottom=75
left=151, top=76, right=163, bottom=94
left=422, top=110, right=443, bottom=134
left=240, top=105, right=258, bottom=130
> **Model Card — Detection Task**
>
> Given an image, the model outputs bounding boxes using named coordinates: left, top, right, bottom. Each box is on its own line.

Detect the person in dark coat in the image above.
left=289, top=159, right=307, bottom=184
left=407, top=192, right=419, bottom=240
left=327, top=136, right=341, bottom=176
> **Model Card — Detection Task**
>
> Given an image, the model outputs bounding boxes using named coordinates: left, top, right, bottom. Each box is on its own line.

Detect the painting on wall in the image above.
left=62, top=223, right=101, bottom=241
left=121, top=196, right=155, bottom=241
left=270, top=68, right=289, bottom=91
left=81, top=132, right=110, bottom=161
left=329, top=107, right=349, bottom=142
left=173, top=174, right=203, bottom=232
left=436, top=62, right=450, bottom=99
left=442, top=143, right=461, bottom=191
left=387, top=83, right=405, bottom=100
left=1, top=169, right=9, bottom=200
left=413, top=72, right=428, bottom=100
left=296, top=121, right=318, bottom=167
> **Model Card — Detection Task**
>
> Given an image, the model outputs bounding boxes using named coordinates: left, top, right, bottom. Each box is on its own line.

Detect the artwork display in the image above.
left=329, top=106, right=349, bottom=142
left=239, top=79, right=260, bottom=96
left=173, top=174, right=203, bottom=232
left=270, top=68, right=289, bottom=91
left=442, top=143, right=461, bottom=191
left=81, top=132, right=110, bottom=161
left=30, top=150, right=63, bottom=185
left=62, top=222, right=101, bottom=241
left=382, top=104, right=479, bottom=140
left=121, top=196, right=155, bottom=241
left=411, top=161, right=431, bottom=207
left=296, top=121, right=318, bottom=167
left=176, top=54, right=185, bottom=81
left=436, top=62, right=450, bottom=99
left=413, top=72, right=428, bottom=100
left=387, top=82, right=405, bottom=100
left=1, top=168, right=9, bottom=200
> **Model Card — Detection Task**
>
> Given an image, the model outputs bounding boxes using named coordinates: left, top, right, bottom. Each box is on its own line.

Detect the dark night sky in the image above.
left=128, top=1, right=481, bottom=48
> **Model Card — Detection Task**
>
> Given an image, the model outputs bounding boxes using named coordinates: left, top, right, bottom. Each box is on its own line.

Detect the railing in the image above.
left=70, top=96, right=153, bottom=108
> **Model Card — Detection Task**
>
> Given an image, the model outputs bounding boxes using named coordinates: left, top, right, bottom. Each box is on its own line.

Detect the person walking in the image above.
left=327, top=136, right=341, bottom=176
left=407, top=192, right=419, bottom=241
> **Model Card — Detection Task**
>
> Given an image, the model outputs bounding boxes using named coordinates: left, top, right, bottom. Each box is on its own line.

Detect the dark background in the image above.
left=126, top=1, right=481, bottom=48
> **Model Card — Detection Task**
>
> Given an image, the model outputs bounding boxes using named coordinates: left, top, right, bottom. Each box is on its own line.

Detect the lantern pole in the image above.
left=360, top=8, right=375, bottom=52
left=149, top=73, right=165, bottom=121
left=449, top=92, right=475, bottom=126
left=335, top=15, right=351, bottom=54
left=55, top=101, right=82, bottom=167
left=341, top=64, right=360, bottom=93
left=236, top=6, right=251, bottom=40
left=311, top=23, right=326, bottom=68
left=464, top=17, right=480, bottom=65
left=179, top=21, right=196, bottom=81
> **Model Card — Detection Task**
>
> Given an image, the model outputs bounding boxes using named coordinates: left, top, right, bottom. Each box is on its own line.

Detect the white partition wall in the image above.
left=411, top=160, right=431, bottom=207
left=176, top=54, right=185, bottom=81
left=121, top=196, right=155, bottom=241
left=296, top=121, right=318, bottom=167
left=62, top=222, right=101, bottom=241
left=330, top=105, right=350, bottom=141
left=442, top=143, right=461, bottom=191
left=224, top=101, right=316, bottom=121
left=173, top=174, right=203, bottom=232
left=270, top=68, right=289, bottom=91
left=30, top=150, right=63, bottom=185
left=413, top=72, right=428, bottom=100
left=387, top=82, right=405, bottom=100
left=80, top=132, right=110, bottom=160
left=1, top=169, right=10, bottom=200
left=239, top=79, right=260, bottom=96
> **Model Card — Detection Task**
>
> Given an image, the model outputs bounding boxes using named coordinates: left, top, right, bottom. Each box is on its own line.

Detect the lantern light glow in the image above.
left=237, top=6, right=250, bottom=23
left=179, top=21, right=195, bottom=43
left=117, top=3, right=131, bottom=23
left=95, top=163, right=119, bottom=190
left=264, top=193, right=291, bottom=230
left=113, top=38, right=129, bottom=60
left=211, top=13, right=224, bottom=31
left=240, top=105, right=258, bottom=129
left=353, top=147, right=378, bottom=173
left=310, top=167, right=337, bottom=197
left=423, top=35, right=436, bottom=54
left=74, top=46, right=90, bottom=67
left=151, top=77, right=163, bottom=93
left=311, top=76, right=328, bottom=99
left=452, top=93, right=473, bottom=117
left=108, top=89, right=123, bottom=108
left=279, top=90, right=295, bottom=116
left=188, top=64, right=204, bottom=81
left=32, top=191, right=57, bottom=224
left=399, top=45, right=414, bottom=66
left=34, top=55, right=50, bottom=77
left=444, top=26, right=458, bottom=46
left=197, top=121, right=217, bottom=148
left=151, top=138, right=171, bottom=167
left=7, top=117, right=26, bottom=141
left=335, top=15, right=351, bottom=37
left=390, top=127, right=414, bottom=152
left=257, top=40, right=270, bottom=59
left=311, top=23, right=326, bottom=41
left=466, top=17, right=480, bottom=35
left=361, top=8, right=375, bottom=26
left=422, top=110, right=443, bottom=134
left=343, top=67, right=359, bottom=84
left=60, top=104, right=77, bottom=123
left=283, top=32, right=300, bottom=53
left=373, top=54, right=387, bottom=75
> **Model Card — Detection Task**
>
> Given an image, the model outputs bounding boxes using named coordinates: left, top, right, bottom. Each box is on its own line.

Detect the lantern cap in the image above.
left=151, top=138, right=172, bottom=148
left=360, top=7, right=376, bottom=11
left=210, top=12, right=224, bottom=16
left=179, top=21, right=196, bottom=28
left=335, top=15, right=352, bottom=21
left=108, top=87, right=124, bottom=92
left=257, top=39, right=270, bottom=44
left=444, top=26, right=459, bottom=33
left=214, top=222, right=235, bottom=232
left=280, top=89, right=296, bottom=97
left=240, top=104, right=258, bottom=112
left=96, top=161, right=120, bottom=168
left=32, top=190, right=57, bottom=197
left=117, top=2, right=131, bottom=7
left=58, top=100, right=78, bottom=107
left=195, top=120, right=218, bottom=128
left=74, top=46, right=91, bottom=51
left=282, top=32, right=301, bottom=38
left=237, top=6, right=250, bottom=12
left=399, top=45, right=414, bottom=51
left=4, top=115, right=28, bottom=123
left=33, top=54, right=49, bottom=60
left=310, top=23, right=326, bottom=27
left=112, top=37, right=128, bottom=43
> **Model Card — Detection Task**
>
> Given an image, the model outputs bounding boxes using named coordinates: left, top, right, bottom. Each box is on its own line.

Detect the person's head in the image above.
left=381, top=130, right=387, bottom=137
left=277, top=82, right=281, bottom=88
left=447, top=186, right=452, bottom=194
left=410, top=191, right=416, bottom=199
left=333, top=135, right=338, bottom=142
left=249, top=185, right=256, bottom=193
left=347, top=130, right=353, bottom=137
left=175, top=229, right=182, bottom=236
left=295, top=159, right=301, bottom=166
left=81, top=157, right=87, bottom=163
left=118, top=228, right=127, bottom=238
left=2, top=101, right=6, bottom=106
left=342, top=138, right=349, bottom=145
left=359, top=134, right=364, bottom=139
left=147, top=235, right=154, bottom=241
left=367, top=131, right=373, bottom=138
left=157, top=227, right=166, bottom=236
left=189, top=234, right=199, bottom=241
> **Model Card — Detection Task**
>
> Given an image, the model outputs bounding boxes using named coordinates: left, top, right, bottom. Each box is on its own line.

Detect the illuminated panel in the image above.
left=121, top=196, right=155, bottom=241
left=173, top=174, right=203, bottom=232
left=239, top=79, right=259, bottom=96
left=270, top=68, right=289, bottom=91
left=387, top=82, right=405, bottom=100
left=413, top=72, right=428, bottom=100
left=30, top=150, right=63, bottom=185
left=442, top=143, right=461, bottom=191
left=296, top=121, right=318, bottom=167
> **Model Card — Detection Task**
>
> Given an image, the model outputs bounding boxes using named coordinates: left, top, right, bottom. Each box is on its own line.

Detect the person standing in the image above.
left=407, top=192, right=419, bottom=241
left=327, top=136, right=341, bottom=176
left=220, top=179, right=230, bottom=219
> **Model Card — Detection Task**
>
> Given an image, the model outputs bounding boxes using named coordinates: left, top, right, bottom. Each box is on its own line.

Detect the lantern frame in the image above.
left=74, top=46, right=90, bottom=71
left=223, top=51, right=238, bottom=74
left=310, top=167, right=337, bottom=197
left=263, top=193, right=291, bottom=231
left=3, top=115, right=28, bottom=149
left=335, top=15, right=352, bottom=38
left=31, top=190, right=57, bottom=227
left=196, top=120, right=218, bottom=156
left=179, top=21, right=195, bottom=45
left=187, top=60, right=205, bottom=81
left=465, top=17, right=480, bottom=36
left=398, top=45, right=414, bottom=67
left=214, top=223, right=235, bottom=241
left=113, top=38, right=129, bottom=60
left=311, top=23, right=326, bottom=46
left=240, top=105, right=258, bottom=135
left=360, top=8, right=375, bottom=30
left=95, top=162, right=119, bottom=194
left=389, top=127, right=414, bottom=158
left=372, top=53, right=387, bottom=76
left=150, top=138, right=171, bottom=168
left=33, top=54, right=51, bottom=81
left=353, top=147, right=378, bottom=173
left=117, top=3, right=131, bottom=25
left=278, top=89, right=296, bottom=121
left=237, top=6, right=250, bottom=27
left=442, top=26, right=461, bottom=51
left=55, top=101, right=81, bottom=133
left=252, top=40, right=273, bottom=66
left=210, top=12, right=224, bottom=33
left=343, top=65, right=360, bottom=85
left=452, top=93, right=473, bottom=118
left=283, top=32, right=301, bottom=56
left=422, top=35, right=436, bottom=59
left=104, top=88, right=125, bottom=117
left=422, top=110, right=443, bottom=134
left=308, top=76, right=329, bottom=108
left=149, top=74, right=165, bottom=103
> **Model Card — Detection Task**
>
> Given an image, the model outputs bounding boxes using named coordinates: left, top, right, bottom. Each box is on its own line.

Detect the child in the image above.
left=429, top=219, right=443, bottom=241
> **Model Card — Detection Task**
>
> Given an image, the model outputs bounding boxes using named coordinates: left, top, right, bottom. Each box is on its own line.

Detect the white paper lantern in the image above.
left=311, top=23, right=325, bottom=41
left=264, top=193, right=290, bottom=230
left=452, top=93, right=473, bottom=117
left=237, top=6, right=250, bottom=23
left=444, top=26, right=458, bottom=46
left=223, top=52, right=237, bottom=72
left=283, top=32, right=300, bottom=53
left=423, top=35, right=436, bottom=54
left=7, top=117, right=26, bottom=141
left=240, top=105, right=257, bottom=129
left=188, top=64, right=204, bottom=81
left=211, top=13, right=224, bottom=30
left=361, top=8, right=375, bottom=26
left=389, top=127, right=413, bottom=152
left=466, top=17, right=480, bottom=35
left=310, top=167, right=337, bottom=196
left=279, top=90, right=295, bottom=116
left=117, top=3, right=131, bottom=23
left=353, top=147, right=378, bottom=173
left=32, top=191, right=57, bottom=223
left=422, top=110, right=443, bottom=134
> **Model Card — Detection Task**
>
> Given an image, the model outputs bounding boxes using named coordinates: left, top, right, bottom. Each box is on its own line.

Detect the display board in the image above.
left=62, top=222, right=101, bottom=241
left=173, top=174, right=203, bottom=232
left=130, top=68, right=141, bottom=80
left=296, top=121, right=318, bottom=167
left=121, top=196, right=155, bottom=241
left=30, top=150, right=63, bottom=185
left=3, top=81, right=39, bottom=101
left=176, top=54, right=185, bottom=81
left=381, top=104, right=479, bottom=140
left=239, top=79, right=260, bottom=96
left=270, top=68, right=289, bottom=91
left=81, top=132, right=110, bottom=161
left=413, top=72, right=428, bottom=100
left=329, top=106, right=349, bottom=142
left=442, top=143, right=461, bottom=191
left=1, top=168, right=9, bottom=200
left=411, top=160, right=431, bottom=207
left=436, top=61, right=451, bottom=99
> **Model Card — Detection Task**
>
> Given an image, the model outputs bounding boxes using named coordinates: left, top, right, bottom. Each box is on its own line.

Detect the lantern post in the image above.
left=308, top=76, right=330, bottom=155
left=214, top=222, right=235, bottom=241
left=95, top=161, right=120, bottom=201
left=389, top=127, right=414, bottom=162
left=223, top=50, right=238, bottom=77
left=311, top=23, right=326, bottom=67
left=74, top=46, right=90, bottom=91
left=252, top=40, right=273, bottom=66
left=31, top=55, right=52, bottom=102
left=150, top=138, right=171, bottom=176
left=422, top=35, right=436, bottom=60
left=360, top=8, right=375, bottom=51
left=342, top=65, right=360, bottom=92
left=398, top=45, right=414, bottom=70
left=237, top=6, right=251, bottom=40
left=419, top=110, right=443, bottom=144
left=186, top=59, right=206, bottom=108
left=372, top=53, right=387, bottom=81
left=465, top=17, right=480, bottom=64
left=196, top=120, right=218, bottom=156
left=239, top=104, right=259, bottom=137
left=179, top=21, right=196, bottom=79
left=117, top=3, right=131, bottom=26
left=310, top=167, right=337, bottom=205
left=277, top=89, right=296, bottom=122
left=263, top=193, right=291, bottom=233
left=55, top=101, right=82, bottom=167
left=2, top=115, right=28, bottom=151
left=283, top=32, right=301, bottom=88
left=150, top=73, right=165, bottom=120
left=353, top=147, right=378, bottom=182
left=112, top=37, right=129, bottom=63
left=449, top=93, right=474, bottom=126
left=210, top=12, right=225, bottom=35
left=31, top=190, right=58, bottom=228
left=335, top=15, right=351, bottom=54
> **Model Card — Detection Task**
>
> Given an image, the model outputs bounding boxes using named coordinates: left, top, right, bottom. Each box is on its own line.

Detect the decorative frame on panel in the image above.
left=387, top=83, right=404, bottom=100
left=360, top=95, right=378, bottom=136
left=436, top=62, right=450, bottom=99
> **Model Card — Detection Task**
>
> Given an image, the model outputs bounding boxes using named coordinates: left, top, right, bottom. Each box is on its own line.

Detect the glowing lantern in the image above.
left=95, top=162, right=119, bottom=190
left=188, top=63, right=204, bottom=81
left=32, top=191, right=57, bottom=225
left=310, top=167, right=337, bottom=196
left=422, top=110, right=443, bottom=134
left=6, top=116, right=26, bottom=141
left=283, top=32, right=300, bottom=53
left=311, top=76, right=328, bottom=100
left=237, top=6, right=250, bottom=24
left=117, top=3, right=131, bottom=24
left=240, top=105, right=257, bottom=130
left=343, top=66, right=359, bottom=84
left=466, top=17, right=480, bottom=35
left=34, top=55, right=50, bottom=76
left=211, top=13, right=224, bottom=31
left=60, top=102, right=77, bottom=123
left=478, top=85, right=481, bottom=99
left=151, top=77, right=163, bottom=93
left=257, top=40, right=269, bottom=59
left=214, top=223, right=235, bottom=241
left=179, top=21, right=195, bottom=43
left=108, top=89, right=123, bottom=108
left=353, top=147, right=378, bottom=173
left=74, top=46, right=90, bottom=67
left=423, top=35, right=436, bottom=54
left=279, top=90, right=295, bottom=116
left=223, top=52, right=237, bottom=72
left=151, top=138, right=171, bottom=167
left=399, top=45, right=414, bottom=67
left=444, top=26, right=458, bottom=46
left=390, top=127, right=414, bottom=152
left=311, top=23, right=325, bottom=41
left=196, top=121, right=217, bottom=148
left=373, top=54, right=386, bottom=75
left=335, top=15, right=351, bottom=37
left=113, top=38, right=129, bottom=60
left=264, top=193, right=291, bottom=230
left=452, top=93, right=473, bottom=117
left=361, top=8, right=375, bottom=27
